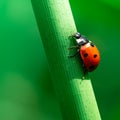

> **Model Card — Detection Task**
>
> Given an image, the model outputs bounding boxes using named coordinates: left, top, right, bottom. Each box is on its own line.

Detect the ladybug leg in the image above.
left=82, top=64, right=87, bottom=80
left=68, top=51, right=79, bottom=58
left=68, top=34, right=75, bottom=40
left=68, top=45, right=79, bottom=50
left=83, top=69, right=87, bottom=76
left=68, top=49, right=79, bottom=58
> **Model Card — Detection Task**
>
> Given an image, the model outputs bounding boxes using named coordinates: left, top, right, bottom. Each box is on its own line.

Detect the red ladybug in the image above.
left=69, top=32, right=100, bottom=72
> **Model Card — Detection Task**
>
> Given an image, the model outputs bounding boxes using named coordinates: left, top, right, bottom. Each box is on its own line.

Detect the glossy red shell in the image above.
left=80, top=43, right=100, bottom=72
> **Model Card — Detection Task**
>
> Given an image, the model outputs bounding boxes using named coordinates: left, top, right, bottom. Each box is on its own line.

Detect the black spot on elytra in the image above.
left=94, top=54, right=97, bottom=58
left=84, top=53, right=88, bottom=57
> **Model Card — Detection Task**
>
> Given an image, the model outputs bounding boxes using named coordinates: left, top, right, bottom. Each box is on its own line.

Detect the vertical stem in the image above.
left=31, top=0, right=101, bottom=120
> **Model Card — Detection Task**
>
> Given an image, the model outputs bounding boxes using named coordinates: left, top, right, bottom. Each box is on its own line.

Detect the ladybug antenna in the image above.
left=74, top=32, right=81, bottom=39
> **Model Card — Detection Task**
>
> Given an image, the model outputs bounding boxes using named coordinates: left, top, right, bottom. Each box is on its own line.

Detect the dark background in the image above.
left=0, top=0, right=119, bottom=119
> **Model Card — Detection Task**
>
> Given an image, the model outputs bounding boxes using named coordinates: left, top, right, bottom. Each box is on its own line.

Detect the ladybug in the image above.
left=68, top=32, right=100, bottom=72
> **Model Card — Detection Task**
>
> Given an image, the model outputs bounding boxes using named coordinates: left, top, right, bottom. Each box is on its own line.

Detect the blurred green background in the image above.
left=0, top=0, right=119, bottom=120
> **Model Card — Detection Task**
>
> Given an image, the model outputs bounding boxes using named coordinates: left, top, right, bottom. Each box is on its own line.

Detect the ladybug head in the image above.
left=74, top=32, right=81, bottom=39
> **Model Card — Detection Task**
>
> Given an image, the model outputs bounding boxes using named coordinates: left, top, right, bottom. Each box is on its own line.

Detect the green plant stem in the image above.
left=31, top=0, right=101, bottom=120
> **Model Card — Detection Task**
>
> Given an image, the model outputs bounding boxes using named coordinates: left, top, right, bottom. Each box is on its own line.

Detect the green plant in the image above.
left=31, top=0, right=101, bottom=119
